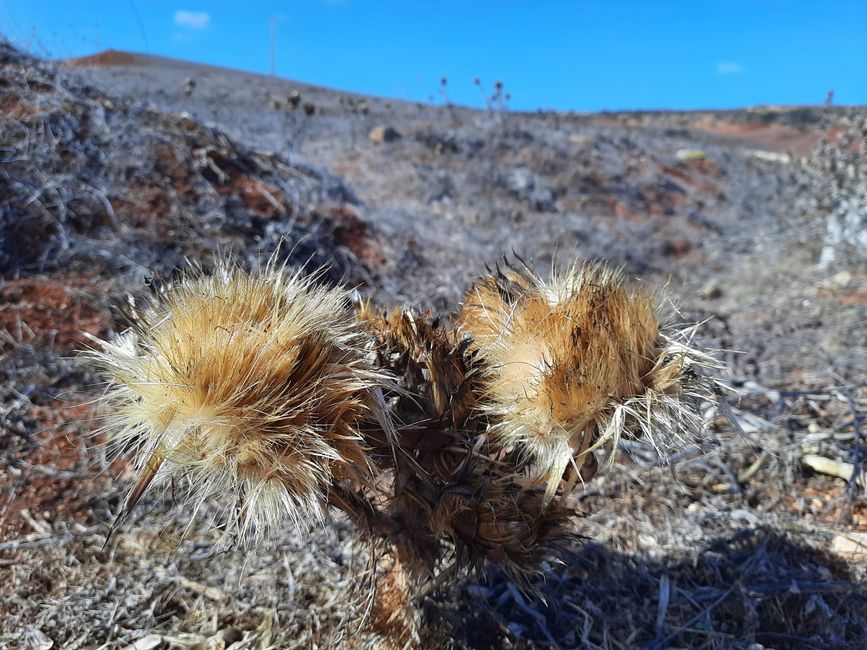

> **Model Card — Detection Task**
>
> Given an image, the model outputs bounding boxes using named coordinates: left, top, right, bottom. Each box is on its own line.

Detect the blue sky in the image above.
left=1, top=1, right=865, bottom=111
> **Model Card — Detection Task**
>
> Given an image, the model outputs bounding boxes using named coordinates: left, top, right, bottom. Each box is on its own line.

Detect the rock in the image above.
left=832, top=271, right=853, bottom=287
left=123, top=635, right=161, bottom=650
left=698, top=283, right=724, bottom=299
left=302, top=102, right=316, bottom=116
left=832, top=533, right=867, bottom=558
left=748, top=149, right=791, bottom=164
left=369, top=125, right=401, bottom=144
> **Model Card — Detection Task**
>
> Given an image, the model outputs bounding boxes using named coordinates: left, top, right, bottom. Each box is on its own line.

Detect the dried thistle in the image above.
left=88, top=258, right=391, bottom=541
left=458, top=259, right=716, bottom=505
left=357, top=304, right=577, bottom=580
left=88, top=255, right=719, bottom=645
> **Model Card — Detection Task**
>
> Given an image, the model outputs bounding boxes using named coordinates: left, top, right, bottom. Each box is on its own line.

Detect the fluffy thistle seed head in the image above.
left=90, top=259, right=391, bottom=540
left=459, top=260, right=716, bottom=504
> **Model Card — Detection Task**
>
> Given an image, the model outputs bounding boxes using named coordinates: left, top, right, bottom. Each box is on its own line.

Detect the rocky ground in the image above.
left=1, top=44, right=866, bottom=649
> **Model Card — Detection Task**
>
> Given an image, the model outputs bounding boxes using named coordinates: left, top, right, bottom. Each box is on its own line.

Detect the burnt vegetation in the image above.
left=1, top=41, right=866, bottom=649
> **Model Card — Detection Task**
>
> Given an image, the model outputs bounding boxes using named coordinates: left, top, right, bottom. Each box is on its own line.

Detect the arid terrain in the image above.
left=1, top=43, right=866, bottom=649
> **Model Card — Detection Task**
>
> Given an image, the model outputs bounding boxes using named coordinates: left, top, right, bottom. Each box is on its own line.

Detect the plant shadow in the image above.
left=430, top=527, right=867, bottom=650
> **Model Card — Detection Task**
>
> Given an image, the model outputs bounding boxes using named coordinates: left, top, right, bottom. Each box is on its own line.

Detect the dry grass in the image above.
left=2, top=383, right=865, bottom=648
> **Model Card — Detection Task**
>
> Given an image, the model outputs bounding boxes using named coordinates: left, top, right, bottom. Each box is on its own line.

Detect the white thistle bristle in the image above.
left=88, top=258, right=391, bottom=543
left=459, top=260, right=717, bottom=505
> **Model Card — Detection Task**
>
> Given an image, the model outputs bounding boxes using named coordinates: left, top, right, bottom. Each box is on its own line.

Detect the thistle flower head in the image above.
left=90, top=259, right=390, bottom=540
left=459, top=260, right=716, bottom=505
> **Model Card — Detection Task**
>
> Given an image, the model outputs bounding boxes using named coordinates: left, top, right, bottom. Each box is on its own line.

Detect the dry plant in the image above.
left=87, top=258, right=392, bottom=542
left=88, top=255, right=718, bottom=646
left=457, top=259, right=717, bottom=504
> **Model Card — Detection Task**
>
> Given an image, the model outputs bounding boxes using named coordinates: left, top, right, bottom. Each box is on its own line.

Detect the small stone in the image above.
left=368, top=125, right=401, bottom=144
left=367, top=125, right=401, bottom=144
left=832, top=271, right=852, bottom=287
left=123, top=635, right=162, bottom=650
left=699, top=283, right=723, bottom=299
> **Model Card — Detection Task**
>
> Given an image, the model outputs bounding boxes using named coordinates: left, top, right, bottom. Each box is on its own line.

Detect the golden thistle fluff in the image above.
left=89, top=259, right=391, bottom=540
left=458, top=260, right=716, bottom=505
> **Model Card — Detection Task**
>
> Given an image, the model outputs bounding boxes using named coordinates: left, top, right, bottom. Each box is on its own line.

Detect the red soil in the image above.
left=63, top=50, right=138, bottom=67
left=0, top=277, right=111, bottom=352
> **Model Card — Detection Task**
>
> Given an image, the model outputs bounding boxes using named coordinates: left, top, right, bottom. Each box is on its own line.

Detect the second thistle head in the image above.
left=90, top=258, right=390, bottom=541
left=458, top=259, right=715, bottom=505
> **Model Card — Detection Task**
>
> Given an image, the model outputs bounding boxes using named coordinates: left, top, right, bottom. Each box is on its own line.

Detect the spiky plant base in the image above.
left=88, top=256, right=717, bottom=646
left=355, top=305, right=578, bottom=576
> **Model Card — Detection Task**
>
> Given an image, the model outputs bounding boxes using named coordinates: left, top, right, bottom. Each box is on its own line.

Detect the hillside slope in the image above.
left=1, top=45, right=866, bottom=648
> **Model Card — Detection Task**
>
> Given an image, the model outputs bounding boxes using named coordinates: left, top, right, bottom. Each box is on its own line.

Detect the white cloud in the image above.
left=716, top=62, right=744, bottom=75
left=174, top=10, right=211, bottom=29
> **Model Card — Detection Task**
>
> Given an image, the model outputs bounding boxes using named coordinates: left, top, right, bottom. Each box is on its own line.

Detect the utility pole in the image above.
left=269, top=15, right=277, bottom=76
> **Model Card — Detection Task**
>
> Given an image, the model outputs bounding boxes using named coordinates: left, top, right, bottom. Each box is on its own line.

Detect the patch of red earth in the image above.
left=612, top=186, right=688, bottom=219
left=689, top=116, right=821, bottom=154
left=199, top=148, right=292, bottom=217
left=660, top=164, right=695, bottom=186
left=826, top=127, right=846, bottom=143
left=115, top=140, right=295, bottom=227
left=117, top=183, right=175, bottom=222
left=0, top=276, right=111, bottom=352
left=0, top=93, right=37, bottom=119
left=153, top=143, right=199, bottom=199
left=109, top=143, right=192, bottom=229
left=0, top=403, right=121, bottom=542
left=685, top=156, right=722, bottom=176
left=0, top=75, right=55, bottom=119
left=825, top=126, right=865, bottom=155
left=227, top=177, right=289, bottom=217
left=63, top=49, right=138, bottom=67
left=177, top=115, right=201, bottom=132
left=659, top=162, right=721, bottom=198
left=818, top=286, right=867, bottom=306
left=611, top=200, right=639, bottom=220
left=329, top=205, right=387, bottom=266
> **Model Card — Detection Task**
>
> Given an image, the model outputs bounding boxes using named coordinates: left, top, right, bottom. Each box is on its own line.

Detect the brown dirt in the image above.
left=690, top=115, right=822, bottom=153
left=0, top=277, right=111, bottom=352
left=330, top=205, right=387, bottom=267
left=63, top=50, right=138, bottom=67
left=0, top=403, right=112, bottom=540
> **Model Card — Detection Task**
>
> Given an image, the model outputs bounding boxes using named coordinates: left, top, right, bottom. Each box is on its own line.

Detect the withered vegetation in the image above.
left=1, top=40, right=866, bottom=649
